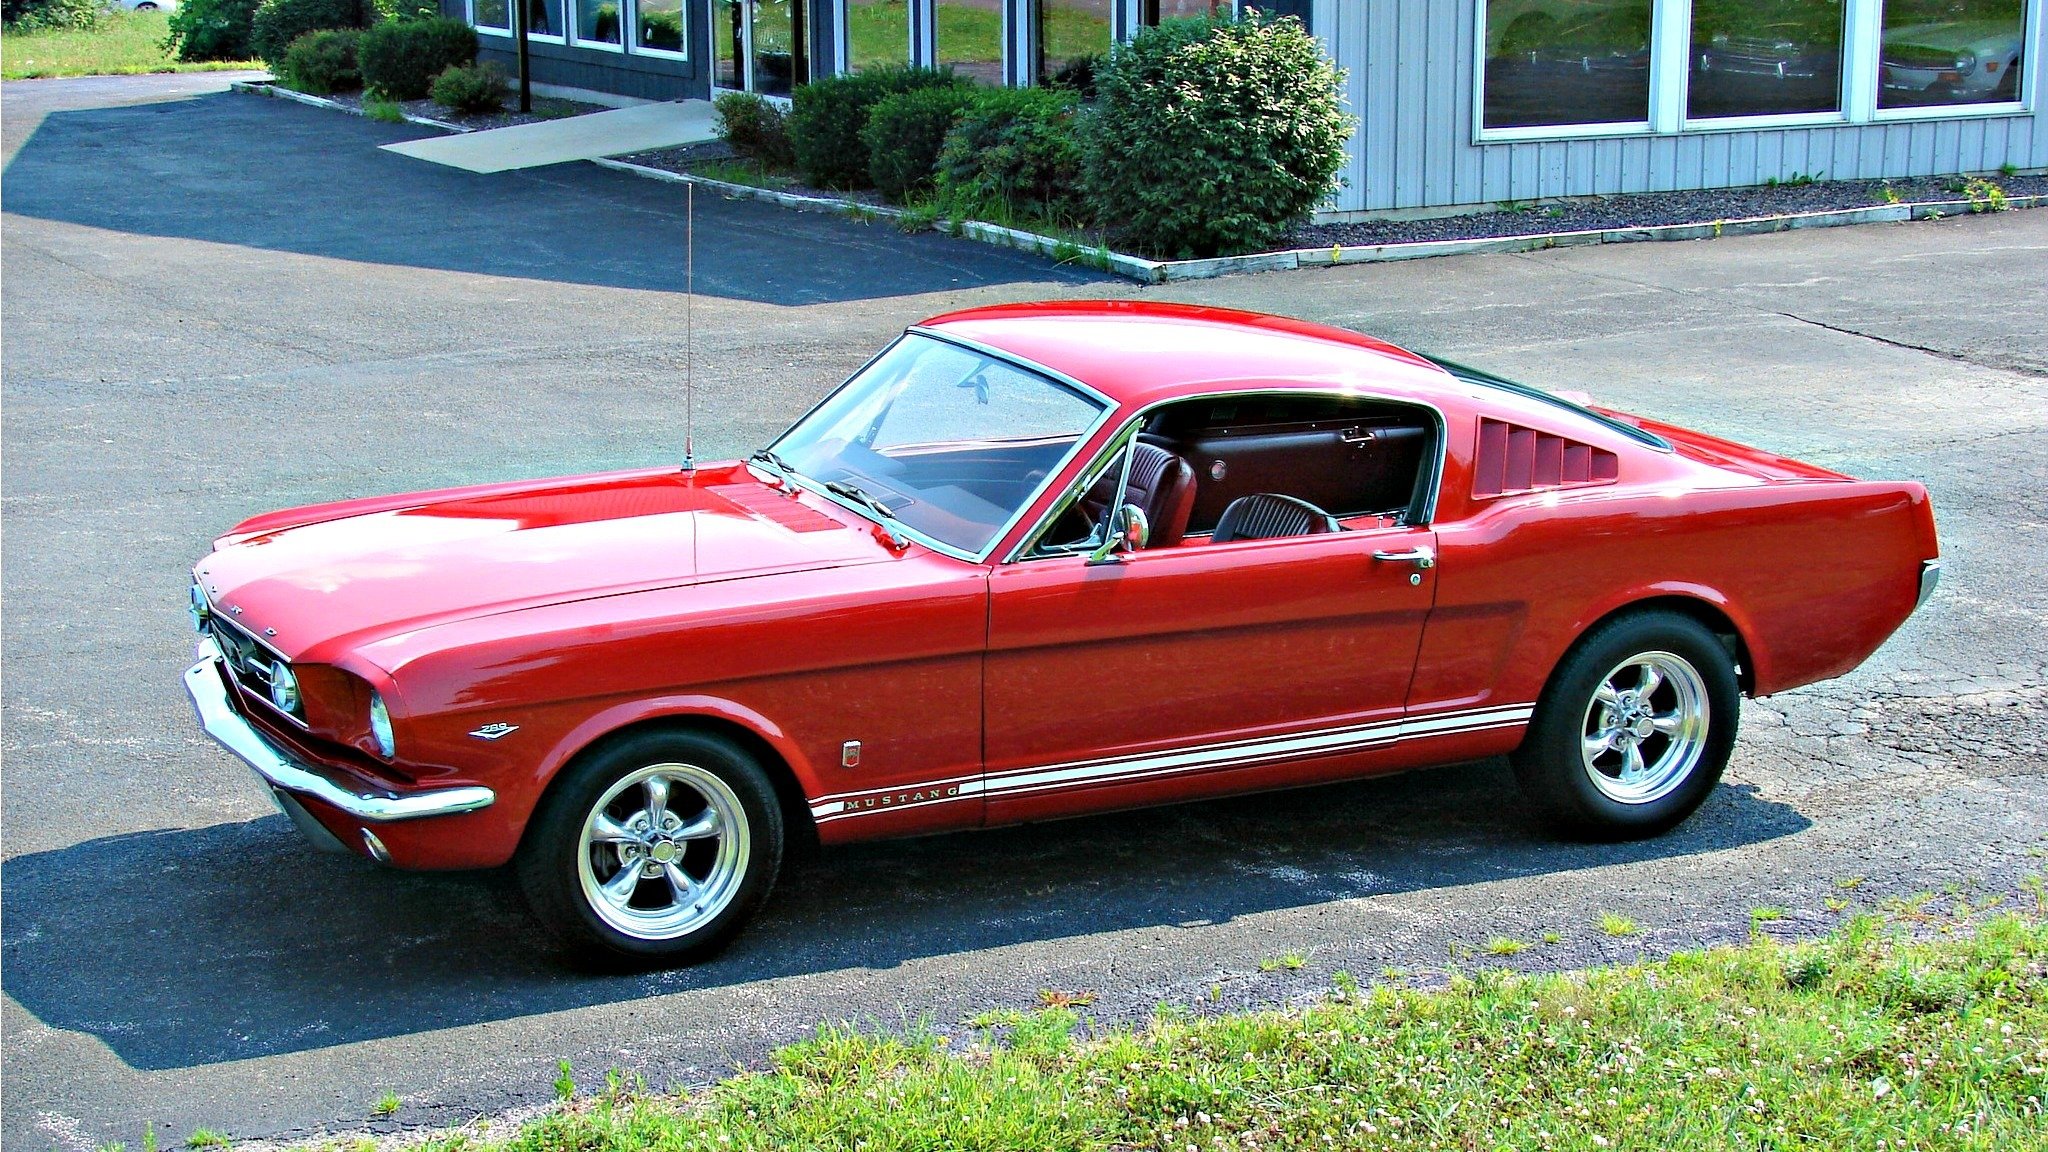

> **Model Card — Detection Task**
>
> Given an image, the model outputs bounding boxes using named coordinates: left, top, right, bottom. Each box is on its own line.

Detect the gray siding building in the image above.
left=447, top=0, right=2043, bottom=217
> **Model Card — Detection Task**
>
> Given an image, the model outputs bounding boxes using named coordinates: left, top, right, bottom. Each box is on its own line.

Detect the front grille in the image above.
left=207, top=613, right=303, bottom=725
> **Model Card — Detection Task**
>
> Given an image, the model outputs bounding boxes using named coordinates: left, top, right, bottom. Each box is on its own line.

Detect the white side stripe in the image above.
left=811, top=703, right=1534, bottom=824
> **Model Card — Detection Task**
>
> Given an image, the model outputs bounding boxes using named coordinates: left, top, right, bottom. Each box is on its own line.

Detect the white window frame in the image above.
left=469, top=0, right=514, bottom=38
left=565, top=0, right=628, bottom=52
left=1473, top=0, right=2039, bottom=143
left=627, top=0, right=690, bottom=59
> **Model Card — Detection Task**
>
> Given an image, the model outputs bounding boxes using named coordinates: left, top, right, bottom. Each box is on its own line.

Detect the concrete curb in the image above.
left=232, top=80, right=471, bottom=134
left=237, top=82, right=2044, bottom=284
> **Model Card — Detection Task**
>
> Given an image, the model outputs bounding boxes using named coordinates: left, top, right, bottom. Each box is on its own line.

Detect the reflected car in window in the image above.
left=1881, top=18, right=2025, bottom=105
left=180, top=302, right=1942, bottom=966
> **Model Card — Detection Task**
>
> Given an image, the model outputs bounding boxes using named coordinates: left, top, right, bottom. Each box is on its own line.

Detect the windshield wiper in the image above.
left=825, top=480, right=910, bottom=549
left=747, top=448, right=798, bottom=490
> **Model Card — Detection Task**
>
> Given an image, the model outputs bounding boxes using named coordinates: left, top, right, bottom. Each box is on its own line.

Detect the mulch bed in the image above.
left=1290, top=173, right=2048, bottom=249
left=321, top=89, right=608, bottom=131
left=609, top=140, right=895, bottom=208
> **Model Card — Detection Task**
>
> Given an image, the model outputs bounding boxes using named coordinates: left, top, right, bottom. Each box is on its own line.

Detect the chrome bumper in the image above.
left=184, top=640, right=495, bottom=822
left=1916, top=559, right=1942, bottom=611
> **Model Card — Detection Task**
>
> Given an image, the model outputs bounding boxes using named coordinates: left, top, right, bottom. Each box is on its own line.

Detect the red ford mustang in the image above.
left=184, top=302, right=1940, bottom=964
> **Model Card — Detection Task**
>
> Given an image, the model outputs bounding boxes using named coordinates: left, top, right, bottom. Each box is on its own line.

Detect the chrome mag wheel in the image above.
left=576, top=762, right=750, bottom=941
left=1579, top=650, right=1710, bottom=805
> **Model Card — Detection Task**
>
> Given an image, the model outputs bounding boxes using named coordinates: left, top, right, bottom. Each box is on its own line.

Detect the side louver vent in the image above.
left=1472, top=418, right=1619, bottom=498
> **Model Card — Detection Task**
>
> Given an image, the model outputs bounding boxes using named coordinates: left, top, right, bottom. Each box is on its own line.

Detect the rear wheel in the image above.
left=1512, top=610, right=1738, bottom=839
left=518, top=729, right=783, bottom=967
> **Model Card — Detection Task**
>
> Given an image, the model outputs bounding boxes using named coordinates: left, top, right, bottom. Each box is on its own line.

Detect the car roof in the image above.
left=916, top=301, right=1456, bottom=409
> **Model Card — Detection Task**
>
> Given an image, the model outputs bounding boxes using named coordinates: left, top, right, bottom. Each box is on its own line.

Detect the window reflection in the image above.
left=1141, top=1, right=1232, bottom=25
left=1689, top=0, right=1843, bottom=118
left=934, top=0, right=1004, bottom=85
left=575, top=0, right=620, bottom=44
left=524, top=0, right=560, bottom=36
left=638, top=0, right=686, bottom=53
left=1880, top=0, right=2025, bottom=108
left=1038, top=0, right=1111, bottom=86
left=846, top=0, right=910, bottom=71
left=1482, top=0, right=1653, bottom=129
left=474, top=0, right=510, bottom=32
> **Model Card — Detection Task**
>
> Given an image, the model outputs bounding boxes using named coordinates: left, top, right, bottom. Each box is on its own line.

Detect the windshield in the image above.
left=771, top=333, right=1109, bottom=556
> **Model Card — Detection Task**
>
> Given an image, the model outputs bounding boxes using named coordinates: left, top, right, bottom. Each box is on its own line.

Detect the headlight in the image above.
left=1956, top=52, right=1977, bottom=72
left=368, top=692, right=396, bottom=759
left=189, top=583, right=210, bottom=632
left=269, top=660, right=300, bottom=714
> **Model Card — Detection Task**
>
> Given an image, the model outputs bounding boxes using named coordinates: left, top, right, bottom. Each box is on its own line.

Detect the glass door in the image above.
left=710, top=0, right=806, bottom=96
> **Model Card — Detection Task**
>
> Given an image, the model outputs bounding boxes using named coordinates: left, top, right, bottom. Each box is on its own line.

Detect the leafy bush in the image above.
left=1044, top=52, right=1102, bottom=101
left=862, top=85, right=983, bottom=203
left=163, top=0, right=263, bottom=61
left=935, top=87, right=1084, bottom=221
left=787, top=65, right=961, bottom=190
left=430, top=61, right=507, bottom=115
left=1082, top=12, right=1353, bottom=258
left=251, top=0, right=369, bottom=69
left=277, top=27, right=364, bottom=93
left=714, top=91, right=795, bottom=170
left=4, top=0, right=100, bottom=32
left=357, top=15, right=476, bottom=100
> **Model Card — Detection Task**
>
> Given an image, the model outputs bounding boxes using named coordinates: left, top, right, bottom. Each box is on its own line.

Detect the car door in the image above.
left=981, top=522, right=1439, bottom=826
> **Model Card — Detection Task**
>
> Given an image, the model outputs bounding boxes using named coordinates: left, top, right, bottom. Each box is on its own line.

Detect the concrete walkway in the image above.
left=382, top=99, right=718, bottom=172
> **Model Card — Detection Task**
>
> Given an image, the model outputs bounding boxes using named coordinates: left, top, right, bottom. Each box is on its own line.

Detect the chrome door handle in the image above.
left=1372, top=547, right=1436, bottom=569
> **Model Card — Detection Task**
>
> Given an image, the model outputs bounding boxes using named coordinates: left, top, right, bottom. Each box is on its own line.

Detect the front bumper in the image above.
left=184, top=639, right=495, bottom=827
left=1917, top=559, right=1942, bottom=610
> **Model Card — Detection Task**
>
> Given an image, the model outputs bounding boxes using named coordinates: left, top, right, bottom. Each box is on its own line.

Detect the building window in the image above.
left=573, top=0, right=622, bottom=46
left=1879, top=0, right=2026, bottom=108
left=1689, top=0, right=1845, bottom=119
left=1141, top=0, right=1232, bottom=21
left=1038, top=0, right=1112, bottom=85
left=637, top=0, right=688, bottom=55
left=523, top=0, right=564, bottom=38
left=1480, top=0, right=1652, bottom=129
left=934, top=0, right=1004, bottom=85
left=845, top=0, right=910, bottom=71
left=472, top=0, right=511, bottom=35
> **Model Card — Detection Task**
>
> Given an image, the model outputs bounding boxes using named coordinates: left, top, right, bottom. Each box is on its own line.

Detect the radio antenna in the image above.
left=681, top=181, right=696, bottom=474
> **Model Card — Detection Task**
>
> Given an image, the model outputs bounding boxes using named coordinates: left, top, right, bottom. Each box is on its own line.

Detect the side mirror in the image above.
left=1086, top=504, right=1149, bottom=565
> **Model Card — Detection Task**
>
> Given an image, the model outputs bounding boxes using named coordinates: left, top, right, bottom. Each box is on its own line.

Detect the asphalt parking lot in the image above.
left=4, top=74, right=2045, bottom=1149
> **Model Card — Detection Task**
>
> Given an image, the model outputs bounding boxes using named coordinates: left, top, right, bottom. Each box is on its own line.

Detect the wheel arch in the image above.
left=518, top=702, right=822, bottom=862
left=1568, top=592, right=1759, bottom=697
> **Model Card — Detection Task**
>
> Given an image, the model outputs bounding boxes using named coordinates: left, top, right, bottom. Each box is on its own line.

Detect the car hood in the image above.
left=1882, top=21, right=2018, bottom=53
left=195, top=464, right=895, bottom=661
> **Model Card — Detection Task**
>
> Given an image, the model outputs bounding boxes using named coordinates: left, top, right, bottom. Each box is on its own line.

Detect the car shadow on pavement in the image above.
left=0, top=90, right=1106, bottom=306
left=0, top=758, right=1807, bottom=1072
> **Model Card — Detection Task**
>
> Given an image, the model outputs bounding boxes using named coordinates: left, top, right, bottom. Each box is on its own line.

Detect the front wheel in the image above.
left=518, top=729, right=784, bottom=967
left=1511, top=610, right=1739, bottom=839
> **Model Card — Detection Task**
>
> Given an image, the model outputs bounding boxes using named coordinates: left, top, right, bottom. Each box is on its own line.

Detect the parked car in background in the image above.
left=1882, top=18, right=2025, bottom=104
left=183, top=302, right=1941, bottom=966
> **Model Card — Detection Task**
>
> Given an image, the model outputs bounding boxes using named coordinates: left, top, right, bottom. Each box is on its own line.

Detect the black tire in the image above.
left=517, top=727, right=784, bottom=968
left=1511, top=609, right=1739, bottom=840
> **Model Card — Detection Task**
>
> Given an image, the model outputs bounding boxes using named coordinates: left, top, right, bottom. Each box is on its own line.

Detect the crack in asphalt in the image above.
left=1772, top=309, right=2048, bottom=381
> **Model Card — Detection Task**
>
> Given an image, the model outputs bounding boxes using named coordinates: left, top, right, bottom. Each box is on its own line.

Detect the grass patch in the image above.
left=1, top=11, right=258, bottom=79
left=368, top=912, right=2047, bottom=1151
left=1600, top=911, right=1642, bottom=937
left=370, top=1091, right=400, bottom=1117
left=1258, top=950, right=1308, bottom=972
left=1485, top=935, right=1529, bottom=956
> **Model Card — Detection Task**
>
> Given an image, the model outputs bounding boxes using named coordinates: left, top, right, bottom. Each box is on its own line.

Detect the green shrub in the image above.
left=163, top=0, right=263, bottom=61
left=862, top=85, right=983, bottom=203
left=1082, top=12, right=1353, bottom=258
left=4, top=0, right=101, bottom=32
left=357, top=16, right=476, bottom=100
left=277, top=27, right=364, bottom=93
left=787, top=65, right=960, bottom=190
left=250, top=0, right=368, bottom=68
left=936, top=87, right=1084, bottom=222
left=1044, top=52, right=1102, bottom=101
left=714, top=91, right=795, bottom=170
left=430, top=61, right=506, bottom=114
